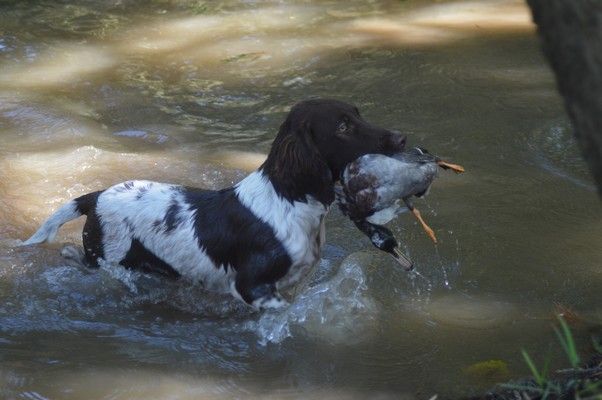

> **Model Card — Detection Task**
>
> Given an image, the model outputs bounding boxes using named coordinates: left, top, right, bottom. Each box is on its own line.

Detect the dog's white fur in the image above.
left=23, top=201, right=81, bottom=245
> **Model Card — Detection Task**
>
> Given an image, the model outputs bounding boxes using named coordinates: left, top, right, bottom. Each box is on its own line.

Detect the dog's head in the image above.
left=263, top=99, right=407, bottom=205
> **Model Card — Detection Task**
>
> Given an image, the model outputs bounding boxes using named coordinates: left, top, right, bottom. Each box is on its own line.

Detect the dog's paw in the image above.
left=252, top=293, right=289, bottom=311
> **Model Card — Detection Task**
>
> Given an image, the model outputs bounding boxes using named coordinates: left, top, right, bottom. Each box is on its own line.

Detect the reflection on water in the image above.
left=1, top=0, right=601, bottom=399
left=528, top=120, right=595, bottom=190
left=0, top=0, right=535, bottom=89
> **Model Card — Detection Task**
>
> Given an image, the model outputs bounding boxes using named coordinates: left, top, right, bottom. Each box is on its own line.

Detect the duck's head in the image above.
left=366, top=223, right=413, bottom=271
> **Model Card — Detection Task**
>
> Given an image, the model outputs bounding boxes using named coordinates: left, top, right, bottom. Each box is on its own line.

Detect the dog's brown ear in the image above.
left=262, top=118, right=334, bottom=205
left=273, top=120, right=323, bottom=172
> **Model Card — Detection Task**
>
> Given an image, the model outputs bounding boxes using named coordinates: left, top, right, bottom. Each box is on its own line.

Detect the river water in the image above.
left=0, top=0, right=600, bottom=398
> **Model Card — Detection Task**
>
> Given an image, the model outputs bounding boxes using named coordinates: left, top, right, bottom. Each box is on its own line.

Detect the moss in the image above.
left=463, top=360, right=510, bottom=384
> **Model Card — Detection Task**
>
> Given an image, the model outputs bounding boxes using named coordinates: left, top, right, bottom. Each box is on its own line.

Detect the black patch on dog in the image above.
left=74, top=191, right=104, bottom=268
left=163, top=198, right=182, bottom=233
left=120, top=238, right=181, bottom=279
left=183, top=186, right=291, bottom=303
left=123, top=217, right=136, bottom=233
left=136, top=186, right=149, bottom=200
left=183, top=187, right=290, bottom=273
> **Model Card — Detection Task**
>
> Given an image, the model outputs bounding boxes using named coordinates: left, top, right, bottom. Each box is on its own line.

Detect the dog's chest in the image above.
left=276, top=203, right=326, bottom=288
left=277, top=212, right=326, bottom=289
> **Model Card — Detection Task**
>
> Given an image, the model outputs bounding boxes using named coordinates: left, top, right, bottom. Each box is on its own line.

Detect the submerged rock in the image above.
left=425, top=294, right=516, bottom=330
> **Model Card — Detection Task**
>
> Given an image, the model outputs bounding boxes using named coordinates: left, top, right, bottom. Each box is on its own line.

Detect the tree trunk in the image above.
left=526, top=0, right=602, bottom=195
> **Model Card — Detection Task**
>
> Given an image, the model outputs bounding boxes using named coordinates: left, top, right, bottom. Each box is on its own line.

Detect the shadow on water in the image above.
left=1, top=0, right=601, bottom=399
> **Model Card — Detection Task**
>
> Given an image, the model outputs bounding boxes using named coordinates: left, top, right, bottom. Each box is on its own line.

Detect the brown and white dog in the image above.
left=22, top=99, right=406, bottom=310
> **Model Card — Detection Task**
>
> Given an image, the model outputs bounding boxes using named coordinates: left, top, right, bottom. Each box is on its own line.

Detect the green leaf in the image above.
left=592, top=335, right=602, bottom=354
left=554, top=316, right=581, bottom=368
left=522, top=349, right=547, bottom=387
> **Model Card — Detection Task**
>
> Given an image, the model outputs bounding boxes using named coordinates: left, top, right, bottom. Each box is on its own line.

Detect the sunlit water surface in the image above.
left=1, top=0, right=601, bottom=398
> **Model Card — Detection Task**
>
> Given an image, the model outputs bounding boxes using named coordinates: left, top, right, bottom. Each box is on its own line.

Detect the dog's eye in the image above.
left=336, top=121, right=349, bottom=134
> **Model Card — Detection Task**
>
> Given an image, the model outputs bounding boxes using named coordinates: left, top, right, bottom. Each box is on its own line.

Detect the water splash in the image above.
left=246, top=253, right=379, bottom=345
left=1, top=241, right=382, bottom=351
left=98, top=258, right=143, bottom=294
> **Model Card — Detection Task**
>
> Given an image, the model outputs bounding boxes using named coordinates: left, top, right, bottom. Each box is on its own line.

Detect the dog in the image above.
left=22, top=99, right=406, bottom=310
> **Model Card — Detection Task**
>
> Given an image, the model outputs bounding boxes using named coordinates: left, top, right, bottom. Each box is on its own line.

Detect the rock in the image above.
left=425, top=294, right=516, bottom=330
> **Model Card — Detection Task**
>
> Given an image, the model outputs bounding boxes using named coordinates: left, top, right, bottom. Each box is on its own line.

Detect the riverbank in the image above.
left=469, top=322, right=602, bottom=400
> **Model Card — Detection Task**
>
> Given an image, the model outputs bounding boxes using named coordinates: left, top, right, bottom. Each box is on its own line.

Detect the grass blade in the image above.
left=554, top=316, right=581, bottom=368
left=522, top=349, right=546, bottom=387
left=592, top=335, right=602, bottom=354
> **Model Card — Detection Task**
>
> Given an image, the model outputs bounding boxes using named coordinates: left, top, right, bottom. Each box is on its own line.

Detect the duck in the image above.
left=336, top=147, right=464, bottom=270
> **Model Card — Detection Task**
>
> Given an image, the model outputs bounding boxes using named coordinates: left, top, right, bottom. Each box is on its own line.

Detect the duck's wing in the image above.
left=338, top=179, right=380, bottom=220
left=340, top=155, right=399, bottom=223
left=335, top=184, right=357, bottom=219
left=340, top=155, right=387, bottom=219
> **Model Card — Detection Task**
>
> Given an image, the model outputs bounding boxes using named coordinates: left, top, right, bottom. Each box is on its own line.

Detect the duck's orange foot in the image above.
left=411, top=208, right=438, bottom=244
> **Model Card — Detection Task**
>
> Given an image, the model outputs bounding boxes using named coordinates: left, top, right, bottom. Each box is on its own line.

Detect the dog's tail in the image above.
left=21, top=191, right=100, bottom=246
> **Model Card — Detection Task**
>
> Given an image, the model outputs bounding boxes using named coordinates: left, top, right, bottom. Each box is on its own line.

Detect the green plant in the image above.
left=554, top=315, right=581, bottom=368
left=577, top=380, right=602, bottom=399
left=499, top=316, right=602, bottom=400
left=501, top=348, right=559, bottom=398
left=500, top=346, right=559, bottom=398
left=592, top=335, right=602, bottom=354
left=522, top=348, right=551, bottom=387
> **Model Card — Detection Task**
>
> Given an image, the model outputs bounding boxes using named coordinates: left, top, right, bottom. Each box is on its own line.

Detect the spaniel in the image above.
left=23, top=99, right=406, bottom=310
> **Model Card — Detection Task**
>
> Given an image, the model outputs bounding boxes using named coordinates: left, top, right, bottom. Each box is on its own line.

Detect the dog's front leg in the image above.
left=232, top=255, right=289, bottom=311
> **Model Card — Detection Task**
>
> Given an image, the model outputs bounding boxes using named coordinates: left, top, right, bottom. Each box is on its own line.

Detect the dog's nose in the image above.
left=382, top=131, right=406, bottom=153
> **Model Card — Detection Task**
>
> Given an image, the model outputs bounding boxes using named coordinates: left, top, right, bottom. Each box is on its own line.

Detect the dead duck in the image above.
left=336, top=147, right=464, bottom=270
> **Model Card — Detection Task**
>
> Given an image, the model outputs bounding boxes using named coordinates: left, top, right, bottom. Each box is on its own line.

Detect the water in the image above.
left=1, top=0, right=601, bottom=398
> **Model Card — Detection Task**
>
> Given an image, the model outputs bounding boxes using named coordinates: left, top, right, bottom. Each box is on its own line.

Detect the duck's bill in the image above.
left=437, top=160, right=465, bottom=174
left=392, top=248, right=414, bottom=271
